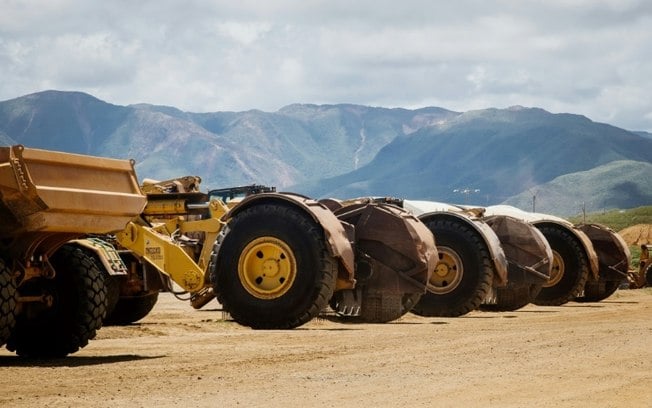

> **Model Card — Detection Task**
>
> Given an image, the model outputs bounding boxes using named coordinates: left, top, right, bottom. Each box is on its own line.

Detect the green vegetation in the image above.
left=568, top=205, right=652, bottom=231
left=630, top=246, right=641, bottom=269
left=505, top=160, right=652, bottom=217
left=2, top=91, right=652, bottom=209
left=569, top=205, right=652, bottom=269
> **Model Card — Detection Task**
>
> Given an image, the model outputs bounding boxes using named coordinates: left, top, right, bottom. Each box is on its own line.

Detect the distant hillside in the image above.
left=0, top=90, right=129, bottom=155
left=296, top=106, right=652, bottom=213
left=568, top=205, right=652, bottom=232
left=634, top=131, right=652, bottom=139
left=1, top=91, right=651, bottom=215
left=503, top=160, right=652, bottom=216
left=0, top=91, right=457, bottom=189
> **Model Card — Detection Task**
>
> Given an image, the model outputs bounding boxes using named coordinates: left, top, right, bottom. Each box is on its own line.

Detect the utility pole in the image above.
left=529, top=188, right=538, bottom=212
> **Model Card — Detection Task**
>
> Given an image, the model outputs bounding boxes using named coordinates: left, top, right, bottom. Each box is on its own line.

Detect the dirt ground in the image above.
left=1, top=289, right=651, bottom=408
left=619, top=224, right=652, bottom=246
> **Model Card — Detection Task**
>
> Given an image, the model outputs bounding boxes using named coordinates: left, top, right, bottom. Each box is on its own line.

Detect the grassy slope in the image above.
left=568, top=205, right=652, bottom=231
left=568, top=205, right=652, bottom=268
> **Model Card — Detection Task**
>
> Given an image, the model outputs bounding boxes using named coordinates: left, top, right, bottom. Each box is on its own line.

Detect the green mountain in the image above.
left=1, top=91, right=651, bottom=216
left=0, top=91, right=457, bottom=189
left=0, top=90, right=129, bottom=154
left=296, top=106, right=652, bottom=212
left=502, top=160, right=652, bottom=216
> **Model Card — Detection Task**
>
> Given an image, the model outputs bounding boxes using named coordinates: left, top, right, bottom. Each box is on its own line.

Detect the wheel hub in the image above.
left=545, top=250, right=565, bottom=288
left=428, top=246, right=463, bottom=294
left=238, top=236, right=297, bottom=299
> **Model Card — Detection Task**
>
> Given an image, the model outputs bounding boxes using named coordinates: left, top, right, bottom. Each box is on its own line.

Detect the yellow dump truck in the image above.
left=0, top=145, right=146, bottom=357
left=0, top=145, right=438, bottom=357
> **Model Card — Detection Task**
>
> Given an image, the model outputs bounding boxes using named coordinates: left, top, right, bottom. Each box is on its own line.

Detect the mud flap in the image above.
left=484, top=215, right=552, bottom=285
left=577, top=224, right=631, bottom=281
left=332, top=202, right=437, bottom=318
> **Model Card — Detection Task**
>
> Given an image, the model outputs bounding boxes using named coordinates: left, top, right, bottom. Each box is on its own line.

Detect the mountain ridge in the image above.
left=1, top=90, right=650, bottom=216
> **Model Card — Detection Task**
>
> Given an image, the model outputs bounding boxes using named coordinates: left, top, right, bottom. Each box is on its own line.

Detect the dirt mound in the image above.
left=618, top=224, right=652, bottom=246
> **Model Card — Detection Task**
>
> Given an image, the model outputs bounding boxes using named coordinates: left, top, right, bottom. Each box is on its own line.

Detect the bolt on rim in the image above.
left=428, top=246, right=464, bottom=294
left=238, top=236, right=297, bottom=299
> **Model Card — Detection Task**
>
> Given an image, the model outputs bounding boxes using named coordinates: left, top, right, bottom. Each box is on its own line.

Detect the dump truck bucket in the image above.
left=0, top=145, right=146, bottom=258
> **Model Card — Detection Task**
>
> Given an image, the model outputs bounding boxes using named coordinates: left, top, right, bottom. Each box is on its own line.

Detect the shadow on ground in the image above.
left=0, top=354, right=164, bottom=367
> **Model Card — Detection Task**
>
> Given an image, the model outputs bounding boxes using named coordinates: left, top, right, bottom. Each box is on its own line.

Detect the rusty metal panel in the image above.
left=334, top=202, right=437, bottom=295
left=577, top=223, right=631, bottom=279
left=484, top=215, right=552, bottom=283
left=485, top=205, right=600, bottom=279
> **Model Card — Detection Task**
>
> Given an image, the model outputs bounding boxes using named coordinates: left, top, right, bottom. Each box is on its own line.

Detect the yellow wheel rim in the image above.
left=428, top=246, right=463, bottom=294
left=238, top=236, right=297, bottom=299
left=545, top=250, right=565, bottom=288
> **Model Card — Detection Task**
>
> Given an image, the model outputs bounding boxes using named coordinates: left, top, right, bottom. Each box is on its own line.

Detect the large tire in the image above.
left=104, top=291, right=159, bottom=325
left=360, top=293, right=422, bottom=323
left=533, top=226, right=589, bottom=306
left=77, top=248, right=120, bottom=319
left=339, top=292, right=422, bottom=323
left=210, top=203, right=337, bottom=329
left=411, top=219, right=493, bottom=317
left=575, top=279, right=620, bottom=302
left=103, top=257, right=159, bottom=325
left=7, top=245, right=107, bottom=357
left=481, top=283, right=542, bottom=312
left=102, top=274, right=122, bottom=318
left=0, top=258, right=18, bottom=347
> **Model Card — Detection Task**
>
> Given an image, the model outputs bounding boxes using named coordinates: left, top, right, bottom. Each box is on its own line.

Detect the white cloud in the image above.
left=215, top=21, right=272, bottom=45
left=0, top=0, right=651, bottom=131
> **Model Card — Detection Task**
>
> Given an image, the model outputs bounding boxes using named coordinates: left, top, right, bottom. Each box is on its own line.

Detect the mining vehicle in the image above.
left=322, top=198, right=552, bottom=317
left=0, top=145, right=146, bottom=357
left=331, top=198, right=627, bottom=315
left=628, top=244, right=652, bottom=288
left=484, top=205, right=631, bottom=304
left=0, top=145, right=437, bottom=357
left=81, top=177, right=437, bottom=328
left=399, top=201, right=552, bottom=315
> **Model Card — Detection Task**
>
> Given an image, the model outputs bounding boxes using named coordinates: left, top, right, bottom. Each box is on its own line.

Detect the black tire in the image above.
left=411, top=219, right=493, bottom=317
left=481, top=283, right=542, bottom=312
left=359, top=292, right=421, bottom=323
left=210, top=203, right=337, bottom=329
left=339, top=292, right=422, bottom=323
left=575, top=279, right=620, bottom=302
left=102, top=274, right=122, bottom=318
left=533, top=226, right=589, bottom=306
left=7, top=245, right=107, bottom=357
left=645, top=264, right=652, bottom=286
left=103, top=255, right=159, bottom=326
left=0, top=258, right=18, bottom=347
left=77, top=248, right=121, bottom=318
left=104, top=291, right=159, bottom=325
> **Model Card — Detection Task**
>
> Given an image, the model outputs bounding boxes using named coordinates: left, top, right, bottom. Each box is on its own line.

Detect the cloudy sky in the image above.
left=1, top=0, right=651, bottom=131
